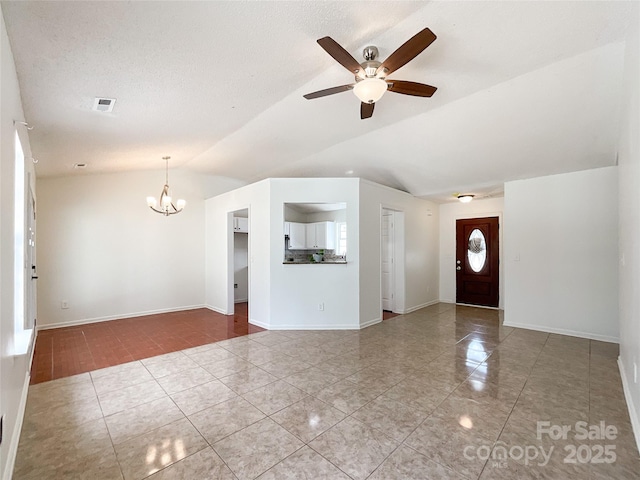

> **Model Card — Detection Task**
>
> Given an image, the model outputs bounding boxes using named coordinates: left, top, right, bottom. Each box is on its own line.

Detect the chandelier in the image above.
left=146, top=156, right=186, bottom=216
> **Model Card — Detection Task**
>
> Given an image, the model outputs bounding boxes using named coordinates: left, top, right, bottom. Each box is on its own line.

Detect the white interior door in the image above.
left=381, top=210, right=394, bottom=311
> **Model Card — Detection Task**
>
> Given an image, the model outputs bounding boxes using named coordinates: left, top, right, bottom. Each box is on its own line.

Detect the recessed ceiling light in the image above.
left=345, top=170, right=354, bottom=175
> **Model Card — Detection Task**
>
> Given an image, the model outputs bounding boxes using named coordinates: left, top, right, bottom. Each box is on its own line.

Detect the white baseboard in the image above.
left=402, top=299, right=440, bottom=314
left=234, top=298, right=248, bottom=304
left=37, top=305, right=207, bottom=331
left=249, top=318, right=270, bottom=329
left=618, top=357, right=640, bottom=456
left=206, top=304, right=229, bottom=315
left=256, top=321, right=362, bottom=331
left=502, top=320, right=619, bottom=343
left=360, top=317, right=382, bottom=329
left=3, top=372, right=30, bottom=480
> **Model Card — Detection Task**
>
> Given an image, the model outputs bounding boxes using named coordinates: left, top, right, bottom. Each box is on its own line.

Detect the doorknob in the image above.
left=456, top=266, right=461, bottom=271
left=456, top=260, right=461, bottom=264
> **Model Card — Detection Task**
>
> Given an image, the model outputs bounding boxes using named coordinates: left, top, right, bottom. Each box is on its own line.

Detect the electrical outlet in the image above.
left=61, top=301, right=69, bottom=309
left=318, top=302, right=324, bottom=311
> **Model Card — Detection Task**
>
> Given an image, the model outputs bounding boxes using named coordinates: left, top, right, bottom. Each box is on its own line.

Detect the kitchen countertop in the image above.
left=283, top=259, right=347, bottom=264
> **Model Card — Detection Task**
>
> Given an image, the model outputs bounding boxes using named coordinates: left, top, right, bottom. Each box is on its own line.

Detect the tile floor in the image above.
left=14, top=303, right=640, bottom=479
left=30, top=303, right=262, bottom=384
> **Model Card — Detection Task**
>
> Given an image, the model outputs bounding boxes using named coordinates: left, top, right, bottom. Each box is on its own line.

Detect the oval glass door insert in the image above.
left=467, top=228, right=487, bottom=272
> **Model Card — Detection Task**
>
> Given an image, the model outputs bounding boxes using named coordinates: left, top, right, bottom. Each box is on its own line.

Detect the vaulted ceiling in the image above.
left=2, top=1, right=636, bottom=201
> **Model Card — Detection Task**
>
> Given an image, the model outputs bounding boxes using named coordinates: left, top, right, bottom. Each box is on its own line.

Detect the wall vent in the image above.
left=92, top=97, right=116, bottom=113
left=73, top=163, right=87, bottom=169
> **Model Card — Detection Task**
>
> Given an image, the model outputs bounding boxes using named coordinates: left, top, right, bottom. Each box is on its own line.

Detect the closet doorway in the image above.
left=231, top=208, right=249, bottom=316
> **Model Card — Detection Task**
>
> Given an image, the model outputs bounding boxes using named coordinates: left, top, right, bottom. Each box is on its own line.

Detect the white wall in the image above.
left=36, top=170, right=244, bottom=328
left=270, top=178, right=361, bottom=329
left=206, top=178, right=439, bottom=330
left=617, top=4, right=640, bottom=451
left=439, top=197, right=505, bottom=308
left=205, top=180, right=270, bottom=320
left=1, top=5, right=36, bottom=477
left=504, top=167, right=619, bottom=342
left=359, top=180, right=439, bottom=324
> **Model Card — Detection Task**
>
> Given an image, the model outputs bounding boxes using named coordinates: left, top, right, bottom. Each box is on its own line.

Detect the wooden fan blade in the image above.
left=377, top=28, right=436, bottom=76
left=303, top=84, right=354, bottom=100
left=317, top=37, right=363, bottom=75
left=360, top=102, right=375, bottom=119
left=387, top=80, right=437, bottom=97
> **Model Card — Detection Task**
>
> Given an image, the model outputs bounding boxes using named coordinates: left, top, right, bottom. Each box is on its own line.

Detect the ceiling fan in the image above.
left=303, top=28, right=438, bottom=119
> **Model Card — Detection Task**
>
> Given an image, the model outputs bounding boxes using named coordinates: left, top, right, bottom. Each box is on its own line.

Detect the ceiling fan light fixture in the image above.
left=353, top=77, right=387, bottom=104
left=458, top=194, right=475, bottom=203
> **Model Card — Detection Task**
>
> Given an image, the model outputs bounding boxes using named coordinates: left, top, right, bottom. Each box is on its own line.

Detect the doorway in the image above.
left=456, top=217, right=499, bottom=307
left=381, top=209, right=395, bottom=312
left=230, top=209, right=249, bottom=316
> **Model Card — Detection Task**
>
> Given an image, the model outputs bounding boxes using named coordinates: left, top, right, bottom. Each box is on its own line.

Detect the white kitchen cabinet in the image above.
left=305, top=222, right=335, bottom=249
left=288, top=222, right=306, bottom=249
left=233, top=217, right=248, bottom=233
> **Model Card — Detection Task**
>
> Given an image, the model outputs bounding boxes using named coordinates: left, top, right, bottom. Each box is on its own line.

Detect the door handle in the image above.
left=31, top=276, right=39, bottom=279
left=456, top=266, right=461, bottom=271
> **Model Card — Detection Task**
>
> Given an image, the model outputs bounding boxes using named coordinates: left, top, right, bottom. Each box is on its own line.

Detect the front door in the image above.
left=456, top=217, right=499, bottom=307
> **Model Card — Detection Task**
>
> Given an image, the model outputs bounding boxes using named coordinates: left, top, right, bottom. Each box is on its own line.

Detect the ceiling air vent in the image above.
left=92, top=97, right=116, bottom=113
left=73, top=163, right=87, bottom=169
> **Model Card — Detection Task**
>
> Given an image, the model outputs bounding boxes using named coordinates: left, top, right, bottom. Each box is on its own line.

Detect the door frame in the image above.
left=452, top=212, right=503, bottom=309
left=380, top=206, right=405, bottom=315
left=227, top=207, right=251, bottom=317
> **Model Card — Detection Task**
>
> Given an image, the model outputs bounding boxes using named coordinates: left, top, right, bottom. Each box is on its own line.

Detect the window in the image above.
left=13, top=131, right=33, bottom=354
left=336, top=222, right=347, bottom=256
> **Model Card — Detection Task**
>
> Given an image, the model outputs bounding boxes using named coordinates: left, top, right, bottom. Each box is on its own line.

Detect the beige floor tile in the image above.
left=170, top=379, right=237, bottom=416
left=258, top=357, right=312, bottom=378
left=241, top=379, right=307, bottom=415
left=282, top=367, right=341, bottom=394
left=188, top=396, right=265, bottom=444
left=352, top=394, right=429, bottom=441
left=383, top=378, right=450, bottom=413
left=257, top=446, right=350, bottom=479
left=315, top=378, right=386, bottom=414
left=308, top=416, right=398, bottom=480
left=21, top=394, right=103, bottom=443
left=26, top=374, right=96, bottom=412
left=15, top=418, right=114, bottom=478
left=114, top=418, right=207, bottom=480
left=405, top=413, right=492, bottom=479
left=201, top=355, right=253, bottom=378
left=91, top=362, right=154, bottom=395
left=219, top=365, right=279, bottom=394
left=271, top=396, right=346, bottom=442
left=368, top=445, right=465, bottom=480
left=155, top=365, right=215, bottom=395
left=97, top=379, right=166, bottom=416
left=141, top=351, right=199, bottom=378
left=105, top=396, right=184, bottom=444
left=13, top=448, right=123, bottom=480
left=213, top=417, right=304, bottom=480
left=146, top=447, right=235, bottom=479
left=184, top=346, right=237, bottom=365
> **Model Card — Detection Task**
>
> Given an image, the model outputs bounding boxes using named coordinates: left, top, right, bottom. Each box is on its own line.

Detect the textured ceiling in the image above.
left=2, top=1, right=636, bottom=202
